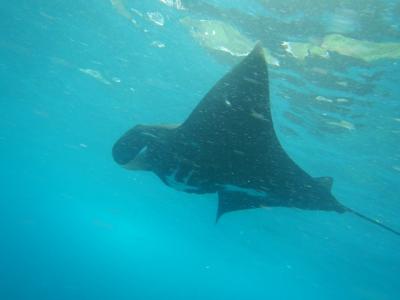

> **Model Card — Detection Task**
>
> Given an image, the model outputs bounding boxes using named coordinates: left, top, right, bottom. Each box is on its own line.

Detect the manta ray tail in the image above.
left=343, top=206, right=400, bottom=236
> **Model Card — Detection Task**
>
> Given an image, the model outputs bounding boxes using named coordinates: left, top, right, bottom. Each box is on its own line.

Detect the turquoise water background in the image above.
left=1, top=1, right=399, bottom=299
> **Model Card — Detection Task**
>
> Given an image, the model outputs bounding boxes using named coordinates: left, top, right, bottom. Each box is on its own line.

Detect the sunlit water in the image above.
left=1, top=1, right=399, bottom=299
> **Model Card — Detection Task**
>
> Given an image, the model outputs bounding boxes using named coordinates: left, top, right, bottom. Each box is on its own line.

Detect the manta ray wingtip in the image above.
left=254, top=40, right=263, bottom=48
left=245, top=41, right=267, bottom=67
left=251, top=41, right=264, bottom=55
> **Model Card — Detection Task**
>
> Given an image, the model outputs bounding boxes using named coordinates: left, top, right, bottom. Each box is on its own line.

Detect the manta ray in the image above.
left=113, top=43, right=399, bottom=236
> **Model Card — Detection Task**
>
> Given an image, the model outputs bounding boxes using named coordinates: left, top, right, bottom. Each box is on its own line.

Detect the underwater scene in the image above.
left=1, top=0, right=400, bottom=299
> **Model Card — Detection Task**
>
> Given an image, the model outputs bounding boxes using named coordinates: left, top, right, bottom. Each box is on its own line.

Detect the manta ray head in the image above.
left=112, top=124, right=177, bottom=171
left=112, top=125, right=156, bottom=170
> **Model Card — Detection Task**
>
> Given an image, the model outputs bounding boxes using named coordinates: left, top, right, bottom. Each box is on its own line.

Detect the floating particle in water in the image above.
left=79, top=143, right=88, bottom=148
left=251, top=110, right=267, bottom=121
left=214, top=45, right=249, bottom=57
left=130, top=8, right=143, bottom=17
left=160, top=0, right=184, bottom=10
left=327, top=120, right=355, bottom=130
left=336, top=98, right=350, bottom=103
left=160, top=0, right=174, bottom=7
left=315, top=95, right=333, bottom=103
left=79, top=68, right=111, bottom=85
left=176, top=0, right=183, bottom=9
left=281, top=41, right=294, bottom=56
left=147, top=11, right=165, bottom=26
left=336, top=81, right=348, bottom=87
left=111, top=0, right=132, bottom=20
left=151, top=40, right=166, bottom=48
left=112, top=77, right=121, bottom=83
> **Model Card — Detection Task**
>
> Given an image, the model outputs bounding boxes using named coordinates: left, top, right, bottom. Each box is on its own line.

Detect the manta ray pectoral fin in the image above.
left=315, top=176, right=334, bottom=190
left=216, top=191, right=263, bottom=223
left=178, top=41, right=283, bottom=160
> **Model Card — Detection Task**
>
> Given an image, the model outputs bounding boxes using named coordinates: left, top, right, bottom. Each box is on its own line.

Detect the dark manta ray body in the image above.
left=113, top=43, right=399, bottom=236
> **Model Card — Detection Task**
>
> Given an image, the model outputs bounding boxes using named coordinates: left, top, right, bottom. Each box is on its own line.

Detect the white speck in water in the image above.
left=175, top=0, right=184, bottom=9
left=336, top=98, right=349, bottom=103
left=130, top=8, right=143, bottom=17
left=160, top=0, right=184, bottom=9
left=225, top=100, right=231, bottom=106
left=112, top=77, right=121, bottom=83
left=315, top=95, right=333, bottom=103
left=151, top=40, right=166, bottom=48
left=147, top=11, right=165, bottom=26
left=337, top=81, right=348, bottom=87
left=160, top=0, right=173, bottom=7
left=79, top=143, right=88, bottom=148
left=251, top=110, right=267, bottom=121
left=327, top=120, right=355, bottom=130
left=281, top=41, right=293, bottom=55
left=79, top=68, right=111, bottom=85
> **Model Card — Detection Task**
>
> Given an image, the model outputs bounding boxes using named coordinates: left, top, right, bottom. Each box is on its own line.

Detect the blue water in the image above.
left=1, top=1, right=399, bottom=299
